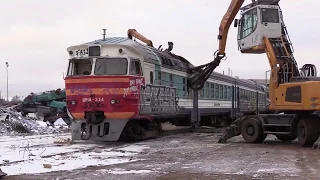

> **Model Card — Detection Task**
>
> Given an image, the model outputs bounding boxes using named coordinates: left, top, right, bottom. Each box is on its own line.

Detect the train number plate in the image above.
left=82, top=97, right=104, bottom=102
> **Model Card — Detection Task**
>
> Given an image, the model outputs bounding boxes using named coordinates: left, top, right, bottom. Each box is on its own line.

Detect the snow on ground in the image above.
left=0, top=134, right=149, bottom=175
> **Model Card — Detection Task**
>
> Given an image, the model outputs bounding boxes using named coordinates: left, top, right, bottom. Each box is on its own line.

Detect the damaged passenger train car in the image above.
left=64, top=29, right=269, bottom=142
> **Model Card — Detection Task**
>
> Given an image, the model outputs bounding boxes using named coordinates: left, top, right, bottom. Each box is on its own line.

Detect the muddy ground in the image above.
left=4, top=129, right=320, bottom=180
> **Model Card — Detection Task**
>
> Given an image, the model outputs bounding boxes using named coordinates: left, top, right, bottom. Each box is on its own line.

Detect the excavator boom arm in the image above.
left=127, top=29, right=154, bottom=47
left=187, top=0, right=244, bottom=90
left=218, top=0, right=245, bottom=56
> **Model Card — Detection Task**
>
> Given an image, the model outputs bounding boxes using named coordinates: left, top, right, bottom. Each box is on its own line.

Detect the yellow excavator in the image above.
left=126, top=1, right=320, bottom=147
left=194, top=0, right=320, bottom=147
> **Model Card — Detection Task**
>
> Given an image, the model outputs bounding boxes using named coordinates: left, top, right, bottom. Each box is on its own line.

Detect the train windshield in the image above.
left=261, top=8, right=279, bottom=23
left=67, top=58, right=92, bottom=76
left=94, top=58, right=128, bottom=75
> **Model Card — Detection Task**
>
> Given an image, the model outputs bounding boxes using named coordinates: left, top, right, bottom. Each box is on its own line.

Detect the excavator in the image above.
left=190, top=0, right=320, bottom=147
left=127, top=1, right=320, bottom=147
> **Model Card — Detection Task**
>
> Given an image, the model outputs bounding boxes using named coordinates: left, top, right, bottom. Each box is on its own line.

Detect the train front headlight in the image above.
left=110, top=99, right=116, bottom=105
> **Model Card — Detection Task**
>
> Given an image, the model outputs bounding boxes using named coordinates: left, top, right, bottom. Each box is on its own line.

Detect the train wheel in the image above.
left=297, top=118, right=320, bottom=146
left=276, top=135, right=297, bottom=142
left=241, top=118, right=266, bottom=143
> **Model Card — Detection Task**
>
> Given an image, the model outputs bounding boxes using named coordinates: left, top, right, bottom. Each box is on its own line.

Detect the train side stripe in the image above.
left=65, top=82, right=129, bottom=89
left=65, top=88, right=132, bottom=96
left=71, top=112, right=135, bottom=119
left=65, top=78, right=129, bottom=84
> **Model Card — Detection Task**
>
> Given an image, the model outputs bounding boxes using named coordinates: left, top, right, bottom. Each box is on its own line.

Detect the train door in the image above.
left=141, top=62, right=155, bottom=85
left=231, top=85, right=235, bottom=119
left=231, top=81, right=240, bottom=119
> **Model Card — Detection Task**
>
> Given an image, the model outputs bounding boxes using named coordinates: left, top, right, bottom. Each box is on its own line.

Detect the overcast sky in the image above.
left=0, top=0, right=317, bottom=98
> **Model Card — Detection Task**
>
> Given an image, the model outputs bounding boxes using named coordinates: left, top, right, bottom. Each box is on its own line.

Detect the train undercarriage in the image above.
left=70, top=111, right=234, bottom=142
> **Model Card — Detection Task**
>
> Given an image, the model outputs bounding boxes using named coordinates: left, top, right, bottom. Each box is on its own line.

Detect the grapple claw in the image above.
left=217, top=118, right=242, bottom=143
left=0, top=169, right=7, bottom=178
left=312, top=136, right=320, bottom=149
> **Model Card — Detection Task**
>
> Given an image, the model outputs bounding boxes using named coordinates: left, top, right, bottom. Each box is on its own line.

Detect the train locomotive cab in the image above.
left=65, top=44, right=145, bottom=142
left=234, top=2, right=282, bottom=54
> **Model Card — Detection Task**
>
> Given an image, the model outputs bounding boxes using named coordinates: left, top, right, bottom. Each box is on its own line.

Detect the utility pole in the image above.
left=5, top=62, right=8, bottom=102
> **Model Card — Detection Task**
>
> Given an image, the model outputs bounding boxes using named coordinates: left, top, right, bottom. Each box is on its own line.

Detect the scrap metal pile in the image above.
left=0, top=107, right=69, bottom=136
left=14, top=88, right=70, bottom=125
left=0, top=88, right=71, bottom=136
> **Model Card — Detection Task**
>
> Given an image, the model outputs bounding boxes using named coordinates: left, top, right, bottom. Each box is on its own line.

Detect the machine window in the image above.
left=95, top=58, right=128, bottom=75
left=261, top=8, right=279, bottom=23
left=240, top=8, right=258, bottom=39
left=67, top=58, right=92, bottom=76
left=129, top=59, right=143, bottom=76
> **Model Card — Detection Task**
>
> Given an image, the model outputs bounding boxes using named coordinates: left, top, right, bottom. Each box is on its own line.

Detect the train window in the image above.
left=227, top=86, right=231, bottom=99
left=189, top=87, right=193, bottom=98
left=260, top=94, right=263, bottom=102
left=205, top=83, right=210, bottom=98
left=158, top=71, right=161, bottom=85
left=67, top=58, right=92, bottom=76
left=150, top=71, right=154, bottom=84
left=95, top=58, right=127, bottom=75
left=215, top=84, right=219, bottom=99
left=129, top=59, right=143, bottom=76
left=211, top=84, right=215, bottom=98
left=161, top=57, right=165, bottom=65
left=183, top=77, right=186, bottom=96
left=223, top=86, right=227, bottom=99
left=200, top=88, right=204, bottom=97
left=220, top=85, right=223, bottom=99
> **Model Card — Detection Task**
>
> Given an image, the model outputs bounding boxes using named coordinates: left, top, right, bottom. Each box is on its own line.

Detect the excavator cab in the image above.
left=234, top=1, right=282, bottom=54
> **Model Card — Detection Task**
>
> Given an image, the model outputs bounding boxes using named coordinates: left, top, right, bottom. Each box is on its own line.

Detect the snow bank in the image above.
left=0, top=107, right=69, bottom=136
